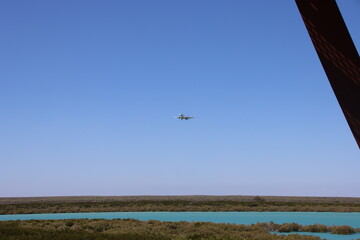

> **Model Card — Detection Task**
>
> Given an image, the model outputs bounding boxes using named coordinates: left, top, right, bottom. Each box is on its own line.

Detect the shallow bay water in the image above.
left=1, top=211, right=360, bottom=227
left=1, top=212, right=360, bottom=240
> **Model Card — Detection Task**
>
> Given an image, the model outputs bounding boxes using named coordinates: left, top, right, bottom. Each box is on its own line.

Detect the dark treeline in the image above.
left=1, top=199, right=360, bottom=214
left=2, top=219, right=351, bottom=240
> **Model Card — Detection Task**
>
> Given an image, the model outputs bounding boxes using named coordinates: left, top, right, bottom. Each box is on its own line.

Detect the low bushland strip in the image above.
left=2, top=195, right=360, bottom=205
left=1, top=199, right=360, bottom=214
left=2, top=219, right=355, bottom=240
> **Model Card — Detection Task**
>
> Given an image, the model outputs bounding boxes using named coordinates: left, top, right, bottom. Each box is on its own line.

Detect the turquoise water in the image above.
left=1, top=212, right=360, bottom=240
left=275, top=232, right=360, bottom=240
left=1, top=211, right=359, bottom=227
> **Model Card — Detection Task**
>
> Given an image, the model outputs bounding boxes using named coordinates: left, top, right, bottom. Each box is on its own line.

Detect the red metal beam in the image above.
left=295, top=0, right=360, bottom=148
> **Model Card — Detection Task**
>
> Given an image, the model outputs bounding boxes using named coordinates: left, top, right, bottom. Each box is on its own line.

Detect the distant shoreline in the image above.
left=1, top=195, right=360, bottom=215
left=1, top=195, right=360, bottom=205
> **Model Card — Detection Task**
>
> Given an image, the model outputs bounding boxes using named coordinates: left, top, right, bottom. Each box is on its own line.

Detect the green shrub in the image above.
left=277, top=223, right=301, bottom=232
left=65, top=221, right=74, bottom=227
left=267, top=221, right=280, bottom=231
left=93, top=222, right=110, bottom=232
left=330, top=225, right=355, bottom=235
left=301, top=224, right=328, bottom=233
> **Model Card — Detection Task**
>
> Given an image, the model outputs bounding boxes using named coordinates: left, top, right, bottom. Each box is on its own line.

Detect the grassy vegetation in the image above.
left=1, top=199, right=360, bottom=214
left=1, top=196, right=359, bottom=239
left=2, top=195, right=360, bottom=205
left=299, top=224, right=328, bottom=233
left=330, top=225, right=356, bottom=235
left=0, top=219, right=343, bottom=240
left=266, top=221, right=358, bottom=234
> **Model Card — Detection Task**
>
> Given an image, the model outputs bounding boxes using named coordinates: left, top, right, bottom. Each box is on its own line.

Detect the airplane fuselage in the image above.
left=177, top=114, right=194, bottom=120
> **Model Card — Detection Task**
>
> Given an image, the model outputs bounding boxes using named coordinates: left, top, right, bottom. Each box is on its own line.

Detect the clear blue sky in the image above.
left=1, top=0, right=359, bottom=197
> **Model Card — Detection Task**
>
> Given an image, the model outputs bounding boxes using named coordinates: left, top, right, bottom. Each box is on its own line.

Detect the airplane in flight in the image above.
left=176, top=113, right=195, bottom=120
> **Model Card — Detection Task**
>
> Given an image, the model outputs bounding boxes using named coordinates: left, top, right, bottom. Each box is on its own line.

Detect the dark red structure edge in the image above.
left=295, top=0, right=360, bottom=148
